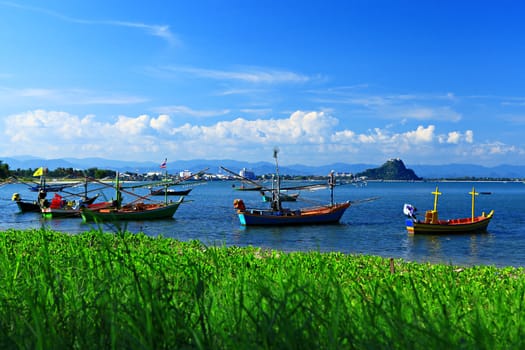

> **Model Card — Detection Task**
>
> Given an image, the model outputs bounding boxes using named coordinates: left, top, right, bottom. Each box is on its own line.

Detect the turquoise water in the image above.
left=1, top=180, right=524, bottom=267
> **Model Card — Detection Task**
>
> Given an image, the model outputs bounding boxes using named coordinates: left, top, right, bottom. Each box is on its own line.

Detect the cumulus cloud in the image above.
left=0, top=109, right=509, bottom=165
left=437, top=130, right=474, bottom=144
left=446, top=131, right=461, bottom=144
left=404, top=125, right=435, bottom=143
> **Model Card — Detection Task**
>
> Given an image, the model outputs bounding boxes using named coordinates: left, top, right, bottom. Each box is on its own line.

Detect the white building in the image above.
left=239, top=168, right=256, bottom=180
left=179, top=170, right=192, bottom=178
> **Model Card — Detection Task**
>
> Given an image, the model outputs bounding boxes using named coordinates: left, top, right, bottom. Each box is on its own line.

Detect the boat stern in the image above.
left=405, top=218, right=415, bottom=234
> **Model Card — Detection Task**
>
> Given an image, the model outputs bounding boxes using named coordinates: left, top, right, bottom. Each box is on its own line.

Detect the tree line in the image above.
left=0, top=161, right=115, bottom=180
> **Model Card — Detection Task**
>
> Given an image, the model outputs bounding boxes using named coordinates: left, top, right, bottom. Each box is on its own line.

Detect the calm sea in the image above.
left=1, top=180, right=524, bottom=268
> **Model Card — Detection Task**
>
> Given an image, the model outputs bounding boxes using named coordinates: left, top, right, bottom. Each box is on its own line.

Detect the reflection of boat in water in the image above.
left=228, top=149, right=351, bottom=226
left=404, top=186, right=494, bottom=234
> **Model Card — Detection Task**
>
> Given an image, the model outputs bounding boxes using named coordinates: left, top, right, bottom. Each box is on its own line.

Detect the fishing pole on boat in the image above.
left=85, top=168, right=209, bottom=205
left=148, top=168, right=209, bottom=196
left=220, top=166, right=273, bottom=192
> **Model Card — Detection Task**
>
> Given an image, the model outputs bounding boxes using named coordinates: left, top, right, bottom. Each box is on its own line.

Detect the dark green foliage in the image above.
left=357, top=158, right=421, bottom=180
left=0, top=229, right=523, bottom=349
left=0, top=161, right=9, bottom=179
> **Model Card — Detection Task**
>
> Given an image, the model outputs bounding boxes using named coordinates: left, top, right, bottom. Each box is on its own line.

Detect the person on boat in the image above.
left=403, top=203, right=417, bottom=220
left=38, top=189, right=49, bottom=208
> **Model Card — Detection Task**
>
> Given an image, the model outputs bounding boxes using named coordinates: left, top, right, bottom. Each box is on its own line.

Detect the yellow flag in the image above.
left=33, top=167, right=44, bottom=177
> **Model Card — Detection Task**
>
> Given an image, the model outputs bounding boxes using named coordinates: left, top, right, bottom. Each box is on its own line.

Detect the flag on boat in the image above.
left=160, top=158, right=167, bottom=169
left=33, top=167, right=45, bottom=177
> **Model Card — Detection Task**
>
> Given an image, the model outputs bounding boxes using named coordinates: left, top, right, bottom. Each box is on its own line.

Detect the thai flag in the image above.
left=160, top=158, right=167, bottom=168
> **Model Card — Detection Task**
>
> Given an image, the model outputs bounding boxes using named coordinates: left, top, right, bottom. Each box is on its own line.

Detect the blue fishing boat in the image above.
left=230, top=148, right=351, bottom=226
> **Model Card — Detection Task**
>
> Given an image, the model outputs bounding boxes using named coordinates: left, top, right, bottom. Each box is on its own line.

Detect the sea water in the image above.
left=1, top=180, right=524, bottom=268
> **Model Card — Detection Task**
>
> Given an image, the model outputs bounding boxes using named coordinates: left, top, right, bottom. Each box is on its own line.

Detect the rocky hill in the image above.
left=356, top=158, right=421, bottom=180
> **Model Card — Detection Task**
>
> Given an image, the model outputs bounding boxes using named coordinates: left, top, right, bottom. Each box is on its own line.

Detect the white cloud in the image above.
left=0, top=109, right=518, bottom=166
left=403, top=125, right=435, bottom=143
left=163, top=66, right=312, bottom=84
left=0, top=2, right=179, bottom=45
left=437, top=130, right=474, bottom=144
left=150, top=114, right=172, bottom=131
left=152, top=105, right=230, bottom=117
left=446, top=131, right=461, bottom=144
left=465, top=130, right=474, bottom=143
left=0, top=87, right=148, bottom=105
left=114, top=114, right=149, bottom=135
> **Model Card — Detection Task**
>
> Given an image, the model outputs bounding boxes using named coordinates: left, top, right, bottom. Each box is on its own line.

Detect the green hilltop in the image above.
left=356, top=158, right=421, bottom=180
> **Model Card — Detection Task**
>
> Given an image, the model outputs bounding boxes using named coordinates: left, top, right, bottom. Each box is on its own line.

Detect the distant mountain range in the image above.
left=2, top=156, right=525, bottom=179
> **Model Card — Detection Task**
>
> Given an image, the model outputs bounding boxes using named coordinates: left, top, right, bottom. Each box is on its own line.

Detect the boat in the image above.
left=11, top=193, right=41, bottom=213
left=29, top=183, right=75, bottom=192
left=223, top=165, right=325, bottom=203
left=80, top=172, right=185, bottom=222
left=12, top=182, right=100, bottom=214
left=144, top=162, right=207, bottom=197
left=228, top=149, right=351, bottom=226
left=233, top=185, right=262, bottom=191
left=404, top=186, right=494, bottom=234
left=260, top=190, right=299, bottom=202
left=81, top=198, right=184, bottom=222
left=149, top=188, right=192, bottom=196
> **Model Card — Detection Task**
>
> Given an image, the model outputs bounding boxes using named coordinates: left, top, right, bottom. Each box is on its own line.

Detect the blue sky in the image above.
left=1, top=0, right=525, bottom=167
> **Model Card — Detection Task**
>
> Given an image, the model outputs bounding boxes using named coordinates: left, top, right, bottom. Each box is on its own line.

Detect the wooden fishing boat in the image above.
left=12, top=190, right=100, bottom=214
left=404, top=186, right=494, bottom=234
left=29, top=183, right=75, bottom=192
left=150, top=188, right=192, bottom=196
left=12, top=193, right=40, bottom=213
left=80, top=171, right=187, bottom=222
left=228, top=149, right=351, bottom=226
left=261, top=191, right=299, bottom=202
left=81, top=198, right=184, bottom=222
left=41, top=193, right=110, bottom=218
left=234, top=199, right=350, bottom=225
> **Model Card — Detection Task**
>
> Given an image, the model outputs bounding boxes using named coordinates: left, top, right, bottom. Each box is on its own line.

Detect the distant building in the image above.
left=239, top=168, right=256, bottom=180
left=179, top=170, right=192, bottom=178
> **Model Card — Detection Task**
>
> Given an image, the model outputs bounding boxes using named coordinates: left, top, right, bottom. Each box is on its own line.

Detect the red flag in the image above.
left=160, top=158, right=167, bottom=169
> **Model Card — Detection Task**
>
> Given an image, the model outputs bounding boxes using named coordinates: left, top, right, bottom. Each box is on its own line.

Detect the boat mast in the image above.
left=115, top=171, right=122, bottom=209
left=469, top=187, right=478, bottom=222
left=328, top=170, right=335, bottom=206
left=273, top=147, right=282, bottom=211
left=164, top=165, right=168, bottom=205
left=432, top=186, right=441, bottom=211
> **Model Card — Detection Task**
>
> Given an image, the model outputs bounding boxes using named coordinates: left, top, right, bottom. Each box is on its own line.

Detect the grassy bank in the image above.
left=0, top=229, right=524, bottom=349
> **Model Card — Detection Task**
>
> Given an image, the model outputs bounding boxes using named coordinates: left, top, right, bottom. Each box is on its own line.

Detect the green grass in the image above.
left=0, top=228, right=524, bottom=349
